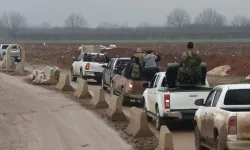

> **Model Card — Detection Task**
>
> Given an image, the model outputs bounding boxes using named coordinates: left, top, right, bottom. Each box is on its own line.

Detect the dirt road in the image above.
left=0, top=72, right=132, bottom=150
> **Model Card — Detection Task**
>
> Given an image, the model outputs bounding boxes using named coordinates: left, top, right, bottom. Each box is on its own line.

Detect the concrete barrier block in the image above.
left=56, top=72, right=74, bottom=91
left=74, top=78, right=92, bottom=99
left=125, top=107, right=153, bottom=137
left=106, top=96, right=127, bottom=121
left=91, top=89, right=109, bottom=108
left=155, top=125, right=174, bottom=150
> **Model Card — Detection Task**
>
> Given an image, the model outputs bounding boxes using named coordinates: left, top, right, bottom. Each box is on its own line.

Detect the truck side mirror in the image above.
left=142, top=82, right=149, bottom=88
left=113, top=68, right=120, bottom=74
left=195, top=99, right=205, bottom=106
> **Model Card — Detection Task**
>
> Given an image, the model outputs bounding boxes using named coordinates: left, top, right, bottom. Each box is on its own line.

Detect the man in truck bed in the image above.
left=177, top=42, right=202, bottom=84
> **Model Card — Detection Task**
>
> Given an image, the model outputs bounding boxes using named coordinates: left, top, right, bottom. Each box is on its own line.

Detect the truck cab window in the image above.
left=212, top=90, right=222, bottom=107
left=150, top=75, right=157, bottom=88
left=107, top=61, right=112, bottom=69
left=154, top=75, right=160, bottom=88
left=224, top=89, right=250, bottom=105
left=77, top=54, right=83, bottom=61
left=161, top=77, right=166, bottom=87
left=110, top=60, right=115, bottom=69
left=205, top=90, right=216, bottom=106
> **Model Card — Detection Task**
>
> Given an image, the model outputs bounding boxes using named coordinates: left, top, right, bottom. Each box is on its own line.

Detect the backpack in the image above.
left=134, top=53, right=144, bottom=67
left=131, top=64, right=140, bottom=79
left=185, top=51, right=201, bottom=68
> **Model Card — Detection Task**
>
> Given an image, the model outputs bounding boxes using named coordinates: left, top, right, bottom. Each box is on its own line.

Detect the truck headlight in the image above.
left=129, top=83, right=133, bottom=89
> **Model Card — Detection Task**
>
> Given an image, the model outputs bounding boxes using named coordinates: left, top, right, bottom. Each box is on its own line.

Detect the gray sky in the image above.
left=1, top=0, right=249, bottom=27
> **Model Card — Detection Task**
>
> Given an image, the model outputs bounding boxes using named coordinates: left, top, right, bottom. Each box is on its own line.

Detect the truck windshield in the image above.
left=224, top=89, right=250, bottom=105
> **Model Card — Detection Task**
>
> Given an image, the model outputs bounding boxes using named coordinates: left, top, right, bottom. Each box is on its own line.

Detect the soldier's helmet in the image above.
left=136, top=48, right=142, bottom=53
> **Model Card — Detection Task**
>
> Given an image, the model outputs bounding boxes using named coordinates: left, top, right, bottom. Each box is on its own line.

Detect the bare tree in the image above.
left=231, top=15, right=250, bottom=27
left=65, top=13, right=87, bottom=31
left=194, top=8, right=226, bottom=27
left=166, top=8, right=191, bottom=28
left=1, top=11, right=26, bottom=40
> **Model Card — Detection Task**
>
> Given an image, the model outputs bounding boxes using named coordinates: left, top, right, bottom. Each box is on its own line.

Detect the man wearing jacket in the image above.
left=143, top=50, right=159, bottom=81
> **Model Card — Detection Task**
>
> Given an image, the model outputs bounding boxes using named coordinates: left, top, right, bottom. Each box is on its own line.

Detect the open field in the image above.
left=21, top=42, right=250, bottom=79
left=4, top=38, right=250, bottom=44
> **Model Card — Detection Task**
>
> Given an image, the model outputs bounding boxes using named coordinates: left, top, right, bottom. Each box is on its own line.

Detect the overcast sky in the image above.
left=1, top=0, right=249, bottom=27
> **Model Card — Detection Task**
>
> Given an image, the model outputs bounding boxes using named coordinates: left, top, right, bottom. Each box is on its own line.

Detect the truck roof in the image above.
left=111, top=57, right=130, bottom=60
left=81, top=52, right=104, bottom=55
left=214, top=84, right=250, bottom=90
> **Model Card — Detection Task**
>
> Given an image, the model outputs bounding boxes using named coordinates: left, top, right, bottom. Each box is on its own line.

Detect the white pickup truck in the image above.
left=194, top=84, right=250, bottom=150
left=143, top=72, right=211, bottom=130
left=71, top=52, right=107, bottom=83
left=0, top=44, right=20, bottom=62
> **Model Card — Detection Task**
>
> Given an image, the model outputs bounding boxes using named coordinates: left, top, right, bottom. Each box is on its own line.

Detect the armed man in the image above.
left=177, top=42, right=202, bottom=84
left=134, top=48, right=145, bottom=68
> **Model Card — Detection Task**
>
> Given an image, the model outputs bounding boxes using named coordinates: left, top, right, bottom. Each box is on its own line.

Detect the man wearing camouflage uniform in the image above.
left=134, top=48, right=144, bottom=68
left=177, top=42, right=202, bottom=84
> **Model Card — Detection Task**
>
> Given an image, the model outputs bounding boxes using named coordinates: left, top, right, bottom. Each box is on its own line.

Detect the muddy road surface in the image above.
left=0, top=73, right=132, bottom=150
left=68, top=81, right=195, bottom=150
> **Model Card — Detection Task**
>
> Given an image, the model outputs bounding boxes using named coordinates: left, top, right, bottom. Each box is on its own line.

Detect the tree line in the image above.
left=1, top=8, right=250, bottom=40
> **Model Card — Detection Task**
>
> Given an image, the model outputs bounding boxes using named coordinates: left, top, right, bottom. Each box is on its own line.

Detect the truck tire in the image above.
left=121, top=90, right=130, bottom=106
left=80, top=70, right=87, bottom=80
left=101, top=78, right=108, bottom=90
left=143, top=99, right=152, bottom=121
left=71, top=68, right=77, bottom=82
left=194, top=124, right=208, bottom=150
left=156, top=106, right=164, bottom=130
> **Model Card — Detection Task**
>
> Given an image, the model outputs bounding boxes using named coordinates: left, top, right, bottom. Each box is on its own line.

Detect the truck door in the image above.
left=201, top=90, right=216, bottom=139
left=206, top=89, right=222, bottom=141
left=147, top=74, right=159, bottom=112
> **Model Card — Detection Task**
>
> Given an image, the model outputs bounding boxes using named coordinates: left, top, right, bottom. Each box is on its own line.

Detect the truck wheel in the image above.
left=143, top=99, right=152, bottom=122
left=101, top=78, right=108, bottom=90
left=194, top=125, right=208, bottom=150
left=71, top=69, right=77, bottom=82
left=80, top=70, right=87, bottom=80
left=156, top=106, right=163, bottom=130
left=121, top=91, right=130, bottom=106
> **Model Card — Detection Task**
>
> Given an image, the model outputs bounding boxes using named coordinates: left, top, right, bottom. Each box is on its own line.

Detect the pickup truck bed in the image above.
left=71, top=53, right=107, bottom=83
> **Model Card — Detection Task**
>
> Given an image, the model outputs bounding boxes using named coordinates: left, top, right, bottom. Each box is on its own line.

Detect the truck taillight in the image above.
left=228, top=116, right=237, bottom=135
left=164, top=94, right=170, bottom=109
left=85, top=63, right=90, bottom=70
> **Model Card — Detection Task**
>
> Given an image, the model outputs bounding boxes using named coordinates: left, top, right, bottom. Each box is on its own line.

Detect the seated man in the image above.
left=177, top=42, right=202, bottom=84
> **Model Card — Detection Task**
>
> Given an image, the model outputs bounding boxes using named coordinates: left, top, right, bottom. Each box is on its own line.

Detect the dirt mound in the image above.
left=207, top=65, right=230, bottom=76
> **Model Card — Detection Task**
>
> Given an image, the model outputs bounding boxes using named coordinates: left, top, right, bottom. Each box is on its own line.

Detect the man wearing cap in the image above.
left=134, top=48, right=145, bottom=68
